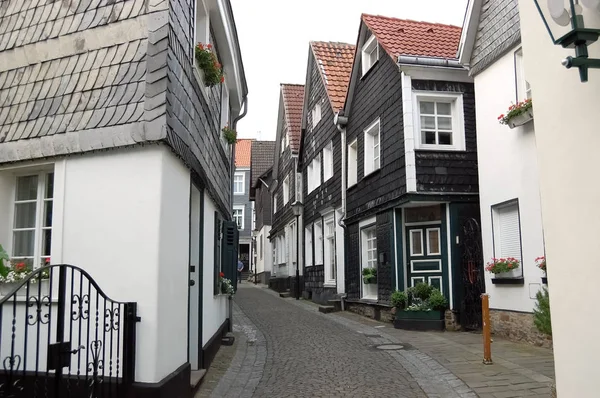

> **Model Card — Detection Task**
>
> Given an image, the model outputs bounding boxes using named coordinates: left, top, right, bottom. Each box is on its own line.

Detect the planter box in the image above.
left=394, top=309, right=445, bottom=331
left=541, top=276, right=548, bottom=284
left=0, top=280, right=49, bottom=297
left=508, top=110, right=534, bottom=129
left=494, top=269, right=521, bottom=279
left=362, top=283, right=377, bottom=299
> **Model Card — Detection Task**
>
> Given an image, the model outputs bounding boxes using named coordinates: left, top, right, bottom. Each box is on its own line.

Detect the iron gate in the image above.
left=0, top=265, right=138, bottom=398
left=459, top=218, right=486, bottom=330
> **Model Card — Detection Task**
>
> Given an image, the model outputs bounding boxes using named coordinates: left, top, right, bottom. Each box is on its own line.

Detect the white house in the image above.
left=459, top=0, right=548, bottom=346
left=0, top=0, right=247, bottom=396
left=517, top=0, right=600, bottom=395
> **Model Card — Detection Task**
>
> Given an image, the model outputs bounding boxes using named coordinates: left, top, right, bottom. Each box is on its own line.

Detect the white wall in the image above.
left=255, top=225, right=272, bottom=275
left=202, top=191, right=228, bottom=346
left=518, top=2, right=600, bottom=395
left=474, top=47, right=545, bottom=312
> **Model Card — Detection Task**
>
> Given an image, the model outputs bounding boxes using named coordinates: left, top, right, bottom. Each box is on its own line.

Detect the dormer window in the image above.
left=361, top=34, right=379, bottom=76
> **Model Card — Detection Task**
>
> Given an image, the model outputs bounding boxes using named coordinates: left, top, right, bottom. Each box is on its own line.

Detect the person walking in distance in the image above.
left=237, top=259, right=244, bottom=283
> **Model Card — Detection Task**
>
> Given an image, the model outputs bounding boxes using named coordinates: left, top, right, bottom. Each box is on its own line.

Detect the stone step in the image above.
left=222, top=332, right=235, bottom=346
left=318, top=305, right=337, bottom=314
left=279, top=291, right=292, bottom=298
left=327, top=299, right=343, bottom=311
left=190, top=369, right=207, bottom=393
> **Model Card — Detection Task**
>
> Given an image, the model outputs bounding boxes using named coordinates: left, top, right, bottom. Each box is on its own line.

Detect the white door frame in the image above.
left=188, top=182, right=203, bottom=370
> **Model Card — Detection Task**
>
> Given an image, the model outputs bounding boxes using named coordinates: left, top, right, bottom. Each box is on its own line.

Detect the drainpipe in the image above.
left=397, top=55, right=464, bottom=69
left=334, top=112, right=348, bottom=310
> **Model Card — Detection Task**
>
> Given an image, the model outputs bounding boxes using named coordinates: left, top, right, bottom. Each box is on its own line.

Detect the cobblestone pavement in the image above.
left=209, top=285, right=479, bottom=398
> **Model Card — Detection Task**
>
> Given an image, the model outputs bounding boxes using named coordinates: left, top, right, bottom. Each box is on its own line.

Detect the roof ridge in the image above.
left=361, top=13, right=461, bottom=29
left=280, top=83, right=305, bottom=87
left=310, top=40, right=355, bottom=47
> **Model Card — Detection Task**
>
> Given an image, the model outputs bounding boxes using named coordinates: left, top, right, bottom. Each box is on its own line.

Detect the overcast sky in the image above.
left=230, top=0, right=469, bottom=141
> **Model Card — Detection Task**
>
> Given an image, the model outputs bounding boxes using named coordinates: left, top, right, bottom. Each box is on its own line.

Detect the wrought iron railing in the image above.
left=0, top=264, right=139, bottom=398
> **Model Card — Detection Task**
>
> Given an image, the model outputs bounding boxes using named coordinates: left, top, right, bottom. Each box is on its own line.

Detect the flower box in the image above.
left=498, top=99, right=533, bottom=129
left=0, top=279, right=49, bottom=297
left=394, top=309, right=445, bottom=331
left=507, top=109, right=534, bottom=129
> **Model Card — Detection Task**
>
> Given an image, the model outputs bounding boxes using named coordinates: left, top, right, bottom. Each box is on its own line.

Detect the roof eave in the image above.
left=457, top=0, right=483, bottom=67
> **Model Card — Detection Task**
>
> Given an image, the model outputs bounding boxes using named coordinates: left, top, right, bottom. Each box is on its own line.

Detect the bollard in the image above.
left=482, top=293, right=492, bottom=364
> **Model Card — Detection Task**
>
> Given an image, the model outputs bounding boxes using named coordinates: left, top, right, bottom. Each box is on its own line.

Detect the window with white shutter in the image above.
left=492, top=201, right=523, bottom=276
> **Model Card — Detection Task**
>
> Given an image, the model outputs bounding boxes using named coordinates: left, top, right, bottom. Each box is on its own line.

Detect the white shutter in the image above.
left=496, top=204, right=521, bottom=261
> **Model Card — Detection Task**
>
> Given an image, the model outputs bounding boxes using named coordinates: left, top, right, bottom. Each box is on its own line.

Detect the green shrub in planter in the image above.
left=533, top=287, right=552, bottom=336
left=428, top=288, right=448, bottom=311
left=408, top=282, right=434, bottom=301
left=390, top=290, right=407, bottom=309
left=362, top=267, right=377, bottom=284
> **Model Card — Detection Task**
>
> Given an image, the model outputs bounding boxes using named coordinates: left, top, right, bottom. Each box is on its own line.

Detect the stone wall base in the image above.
left=445, top=309, right=461, bottom=331
left=490, top=309, right=553, bottom=348
left=345, top=301, right=394, bottom=323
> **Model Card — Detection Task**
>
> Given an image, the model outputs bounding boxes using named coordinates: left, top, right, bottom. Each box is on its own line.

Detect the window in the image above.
left=409, top=230, right=423, bottom=256
left=194, top=0, right=209, bottom=50
left=426, top=228, right=441, bottom=255
left=221, top=83, right=230, bottom=129
left=515, top=49, right=532, bottom=101
left=311, top=102, right=322, bottom=129
left=213, top=211, right=222, bottom=295
left=324, top=217, right=336, bottom=284
left=323, top=141, right=333, bottom=181
left=492, top=201, right=522, bottom=272
left=295, top=172, right=302, bottom=202
left=361, top=34, right=379, bottom=76
left=233, top=206, right=244, bottom=230
left=233, top=172, right=245, bottom=195
left=283, top=175, right=290, bottom=204
left=259, top=234, right=263, bottom=260
left=280, top=136, right=285, bottom=154
left=273, top=193, right=278, bottom=214
left=414, top=92, right=465, bottom=151
left=276, top=235, right=285, bottom=265
left=305, top=226, right=313, bottom=267
left=314, top=220, right=323, bottom=265
left=290, top=220, right=297, bottom=264
left=364, top=119, right=380, bottom=176
left=11, top=172, right=54, bottom=268
left=361, top=225, right=378, bottom=299
left=307, top=156, right=321, bottom=193
left=348, top=139, right=357, bottom=187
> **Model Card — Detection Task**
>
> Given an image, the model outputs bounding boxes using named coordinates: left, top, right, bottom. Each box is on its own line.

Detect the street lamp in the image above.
left=291, top=201, right=304, bottom=300
left=534, top=0, right=600, bottom=82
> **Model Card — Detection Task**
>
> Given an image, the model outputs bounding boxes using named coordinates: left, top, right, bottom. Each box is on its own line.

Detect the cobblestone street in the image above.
left=203, top=284, right=554, bottom=398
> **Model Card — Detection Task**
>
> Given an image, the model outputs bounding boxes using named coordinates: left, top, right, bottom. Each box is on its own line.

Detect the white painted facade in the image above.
left=518, top=1, right=600, bottom=395
left=473, top=48, right=546, bottom=312
left=255, top=225, right=272, bottom=276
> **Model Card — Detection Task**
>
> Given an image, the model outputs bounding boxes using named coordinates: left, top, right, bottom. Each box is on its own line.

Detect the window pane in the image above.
left=439, top=132, right=453, bottom=145
left=422, top=131, right=436, bottom=145
left=437, top=102, right=451, bottom=115
left=420, top=101, right=434, bottom=114
left=42, top=229, right=52, bottom=256
left=405, top=205, right=442, bottom=223
left=16, top=175, right=38, bottom=201
left=438, top=116, right=452, bottom=130
left=44, top=201, right=53, bottom=227
left=14, top=202, right=37, bottom=228
left=430, top=277, right=442, bottom=291
left=411, top=230, right=423, bottom=255
left=12, top=230, right=35, bottom=257
left=421, top=116, right=435, bottom=130
left=428, top=229, right=440, bottom=255
left=45, top=173, right=54, bottom=199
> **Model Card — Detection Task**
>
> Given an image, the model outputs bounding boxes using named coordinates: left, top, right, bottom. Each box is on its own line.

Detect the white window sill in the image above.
left=361, top=296, right=378, bottom=302
left=347, top=182, right=357, bottom=189
left=363, top=168, right=380, bottom=179
left=416, top=145, right=465, bottom=152
left=360, top=61, right=378, bottom=79
left=323, top=282, right=336, bottom=288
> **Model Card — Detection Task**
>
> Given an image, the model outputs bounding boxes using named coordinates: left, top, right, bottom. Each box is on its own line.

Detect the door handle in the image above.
left=189, top=280, right=195, bottom=286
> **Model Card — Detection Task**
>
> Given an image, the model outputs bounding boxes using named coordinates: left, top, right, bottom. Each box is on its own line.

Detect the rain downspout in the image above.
left=335, top=112, right=348, bottom=310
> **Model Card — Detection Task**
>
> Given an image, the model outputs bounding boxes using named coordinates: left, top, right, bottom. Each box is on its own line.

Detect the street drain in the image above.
left=375, top=344, right=404, bottom=350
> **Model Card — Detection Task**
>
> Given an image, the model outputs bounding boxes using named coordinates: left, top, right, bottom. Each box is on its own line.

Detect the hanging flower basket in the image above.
left=195, top=43, right=224, bottom=87
left=498, top=99, right=533, bottom=129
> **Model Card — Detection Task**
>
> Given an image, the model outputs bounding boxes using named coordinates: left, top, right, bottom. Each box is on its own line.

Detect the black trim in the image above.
left=394, top=318, right=445, bottom=331
left=130, top=363, right=191, bottom=398
left=202, top=318, right=230, bottom=369
left=541, top=277, right=547, bottom=284
left=491, top=278, right=524, bottom=285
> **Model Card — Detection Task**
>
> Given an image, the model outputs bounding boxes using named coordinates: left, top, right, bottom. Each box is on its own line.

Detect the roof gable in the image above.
left=281, top=84, right=304, bottom=152
left=310, top=41, right=355, bottom=113
left=234, top=138, right=253, bottom=167
left=362, top=14, right=462, bottom=60
left=250, top=140, right=275, bottom=188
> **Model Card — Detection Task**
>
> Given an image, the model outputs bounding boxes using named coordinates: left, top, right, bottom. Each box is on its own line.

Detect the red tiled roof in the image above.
left=310, top=41, right=355, bottom=112
left=362, top=14, right=462, bottom=60
left=235, top=139, right=253, bottom=167
left=281, top=84, right=305, bottom=152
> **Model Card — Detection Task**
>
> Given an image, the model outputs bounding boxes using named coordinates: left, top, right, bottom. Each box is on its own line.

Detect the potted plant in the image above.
left=498, top=98, right=533, bottom=129
left=485, top=257, right=520, bottom=279
left=362, top=267, right=377, bottom=298
left=392, top=283, right=447, bottom=331
left=222, top=125, right=237, bottom=145
left=536, top=256, right=547, bottom=284
left=219, top=272, right=235, bottom=296
left=0, top=251, right=50, bottom=297
left=195, top=43, right=224, bottom=87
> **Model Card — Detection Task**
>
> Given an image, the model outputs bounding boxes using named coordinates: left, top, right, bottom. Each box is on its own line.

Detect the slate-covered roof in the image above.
left=310, top=42, right=355, bottom=112
left=235, top=138, right=253, bottom=167
left=362, top=14, right=462, bottom=60
left=250, top=140, right=275, bottom=188
left=281, top=83, right=304, bottom=152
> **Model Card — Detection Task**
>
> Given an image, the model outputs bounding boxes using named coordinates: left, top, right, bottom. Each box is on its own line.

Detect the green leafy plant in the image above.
left=485, top=257, right=520, bottom=274
left=498, top=98, right=532, bottom=125
left=409, top=282, right=434, bottom=301
left=0, top=245, right=9, bottom=278
left=195, top=43, right=224, bottom=87
left=362, top=267, right=377, bottom=284
left=390, top=290, right=407, bottom=309
left=533, top=287, right=552, bottom=336
left=222, top=125, right=237, bottom=144
left=428, top=288, right=448, bottom=311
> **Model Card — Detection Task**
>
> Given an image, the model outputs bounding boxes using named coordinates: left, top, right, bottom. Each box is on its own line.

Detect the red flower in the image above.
left=15, top=262, right=26, bottom=271
left=220, top=75, right=225, bottom=83
left=207, top=44, right=212, bottom=49
left=197, top=43, right=204, bottom=50
left=219, top=272, right=225, bottom=278
left=498, top=114, right=504, bottom=120
left=45, top=258, right=50, bottom=264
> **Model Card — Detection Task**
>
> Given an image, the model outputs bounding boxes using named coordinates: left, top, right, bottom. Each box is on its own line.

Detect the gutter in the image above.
left=334, top=112, right=349, bottom=309
left=397, top=55, right=464, bottom=69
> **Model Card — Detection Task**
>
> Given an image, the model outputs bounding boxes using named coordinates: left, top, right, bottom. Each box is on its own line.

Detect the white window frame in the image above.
left=363, top=118, right=381, bottom=176
left=491, top=201, right=523, bottom=276
left=273, top=193, right=278, bottom=214
left=295, top=172, right=302, bottom=202
left=361, top=34, right=379, bottom=76
left=9, top=171, right=54, bottom=268
left=305, top=225, right=313, bottom=267
left=233, top=172, right=245, bottom=195
left=259, top=233, right=263, bottom=260
left=409, top=229, right=424, bottom=256
left=413, top=91, right=465, bottom=151
left=360, top=224, right=378, bottom=299
left=283, top=175, right=290, bottom=204
left=348, top=139, right=358, bottom=187
left=311, top=102, right=322, bottom=129
left=426, top=228, right=441, bottom=255
left=323, top=141, right=333, bottom=182
left=314, top=219, right=323, bottom=265
left=233, top=205, right=244, bottom=230
left=515, top=48, right=532, bottom=102
left=324, top=216, right=336, bottom=285
left=307, top=156, right=321, bottom=194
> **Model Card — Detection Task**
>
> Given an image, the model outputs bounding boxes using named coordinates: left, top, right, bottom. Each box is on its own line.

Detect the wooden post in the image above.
left=482, top=293, right=493, bottom=364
